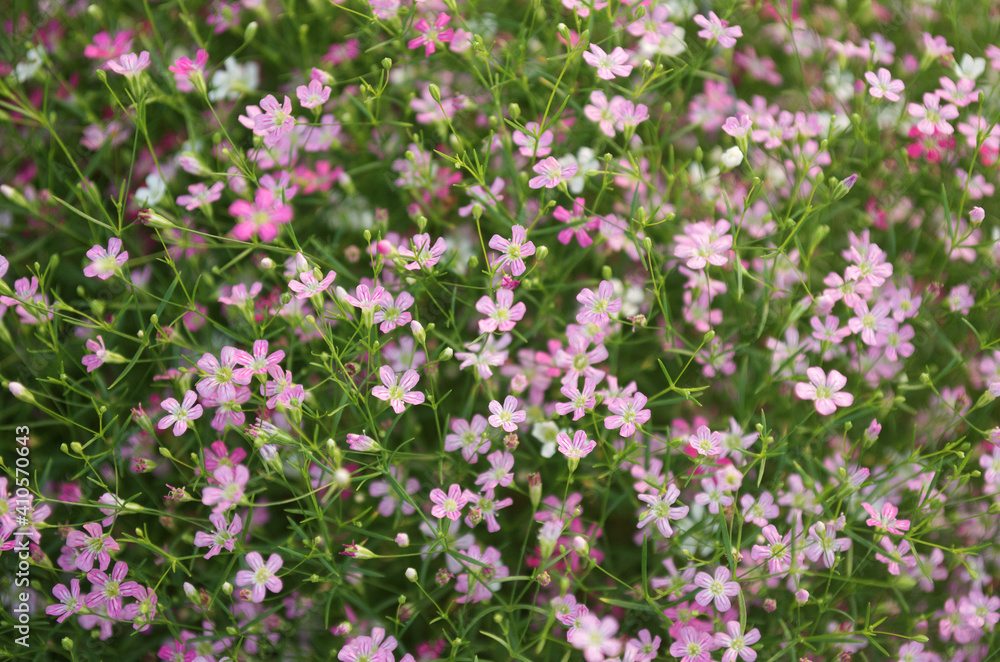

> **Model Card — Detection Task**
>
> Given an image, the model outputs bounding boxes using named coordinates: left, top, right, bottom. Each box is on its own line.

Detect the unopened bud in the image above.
left=406, top=567, right=418, bottom=582
left=243, top=21, right=258, bottom=45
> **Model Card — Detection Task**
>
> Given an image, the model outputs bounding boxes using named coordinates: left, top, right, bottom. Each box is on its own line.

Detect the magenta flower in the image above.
left=156, top=390, right=203, bottom=436
left=751, top=524, right=793, bottom=574
left=454, top=545, right=509, bottom=604
left=670, top=626, right=715, bottom=662
left=168, top=48, right=208, bottom=92
left=106, top=51, right=150, bottom=77
left=605, top=392, right=651, bottom=437
left=372, top=366, right=425, bottom=414
left=475, top=450, right=515, bottom=490
left=529, top=156, right=578, bottom=189
left=236, top=552, right=283, bottom=602
left=85, top=561, right=140, bottom=619
left=476, top=290, right=526, bottom=333
left=346, top=433, right=379, bottom=451
left=229, top=188, right=293, bottom=242
left=794, top=367, right=854, bottom=415
left=693, top=11, right=742, bottom=48
left=45, top=578, right=84, bottom=623
left=407, top=13, right=454, bottom=57
left=864, top=68, right=905, bottom=102
left=289, top=269, right=337, bottom=299
left=689, top=425, right=722, bottom=456
left=582, top=44, right=633, bottom=80
left=82, top=336, right=108, bottom=373
left=297, top=79, right=331, bottom=109
left=875, top=538, right=916, bottom=575
left=345, top=283, right=390, bottom=313
left=338, top=627, right=398, bottom=662
left=487, top=395, right=526, bottom=432
left=84, top=238, right=128, bottom=280
left=693, top=566, right=741, bottom=612
left=430, top=483, right=468, bottom=520
left=194, top=512, right=243, bottom=559
left=66, top=522, right=119, bottom=572
left=512, top=122, right=554, bottom=157
left=488, top=225, right=536, bottom=276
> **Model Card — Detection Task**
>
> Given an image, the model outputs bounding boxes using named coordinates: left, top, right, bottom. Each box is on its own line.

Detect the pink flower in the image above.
left=156, top=390, right=203, bottom=436
left=176, top=181, right=224, bottom=210
left=193, top=513, right=242, bottom=559
left=637, top=484, right=688, bottom=538
left=864, top=68, right=904, bottom=102
left=82, top=336, right=108, bottom=373
left=476, top=290, right=526, bottom=333
left=106, top=51, right=150, bottom=77
left=85, top=561, right=140, bottom=618
left=605, top=392, right=651, bottom=437
left=715, top=621, right=761, bottom=662
left=689, top=425, right=722, bottom=456
left=529, top=156, right=578, bottom=189
left=794, top=367, right=854, bottom=415
left=229, top=188, right=294, bottom=242
left=475, top=450, right=515, bottom=490
left=861, top=501, right=910, bottom=535
left=66, top=522, right=119, bottom=572
left=84, top=238, right=128, bottom=280
left=408, top=13, right=454, bottom=57
left=908, top=92, right=959, bottom=135
left=693, top=11, right=742, bottom=48
left=345, top=283, right=391, bottom=312
left=512, top=122, right=554, bottom=157
left=722, top=113, right=752, bottom=137
left=567, top=614, right=623, bottom=662
left=254, top=94, right=295, bottom=146
left=693, top=566, right=740, bottom=612
left=196, top=347, right=251, bottom=401
left=371, top=366, right=425, bottom=414
left=670, top=626, right=715, bottom=662
left=235, top=552, right=284, bottom=602
left=398, top=233, right=448, bottom=270
left=582, top=44, right=633, bottom=80
left=168, top=49, right=208, bottom=92
left=297, top=79, right=331, bottom=109
left=444, top=415, right=490, bottom=463
left=231, top=339, right=285, bottom=382
left=803, top=521, right=851, bottom=568
left=674, top=220, right=732, bottom=269
left=289, top=270, right=337, bottom=299
left=489, top=225, right=536, bottom=276
left=576, top=280, right=621, bottom=326
left=430, top=483, right=468, bottom=519
left=584, top=91, right=624, bottom=138
left=46, top=579, right=84, bottom=623
left=557, top=429, right=596, bottom=459
left=374, top=291, right=415, bottom=333
left=487, top=395, right=526, bottom=432
left=555, top=378, right=597, bottom=421
left=201, top=464, right=249, bottom=513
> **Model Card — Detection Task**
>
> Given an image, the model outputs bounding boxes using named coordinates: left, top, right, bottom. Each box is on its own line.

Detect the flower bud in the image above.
left=410, top=320, right=426, bottom=343
left=396, top=533, right=410, bottom=547
left=970, top=206, right=985, bottom=227
left=528, top=473, right=542, bottom=509
left=222, top=582, right=233, bottom=596
left=406, top=567, right=418, bottom=582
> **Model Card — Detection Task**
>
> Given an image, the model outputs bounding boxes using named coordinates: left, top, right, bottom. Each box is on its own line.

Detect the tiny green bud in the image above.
left=535, top=245, right=548, bottom=260
left=70, top=441, right=84, bottom=455
left=243, top=21, right=258, bottom=45
left=382, top=57, right=392, bottom=70
left=439, top=347, right=453, bottom=361
left=429, top=83, right=441, bottom=103
left=703, top=329, right=715, bottom=343
left=508, top=103, right=520, bottom=121
left=62, top=638, right=74, bottom=651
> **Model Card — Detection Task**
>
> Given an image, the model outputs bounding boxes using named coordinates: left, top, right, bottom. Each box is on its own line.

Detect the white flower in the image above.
left=531, top=421, right=561, bottom=458
left=209, top=57, right=260, bottom=102
left=14, top=46, right=46, bottom=82
left=721, top=146, right=744, bottom=168
left=954, top=54, right=986, bottom=81
left=134, top=173, right=166, bottom=207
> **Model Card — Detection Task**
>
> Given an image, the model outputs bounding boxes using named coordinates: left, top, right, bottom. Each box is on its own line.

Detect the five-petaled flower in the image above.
left=582, top=44, right=633, bottom=80
left=529, top=156, right=578, bottom=189
left=794, top=367, right=854, bottom=415
left=157, top=390, right=204, bottom=436
left=487, top=395, right=526, bottom=432
left=236, top=551, right=284, bottom=602
left=489, top=225, right=536, bottom=276
left=693, top=11, right=742, bottom=48
left=84, top=238, right=129, bottom=280
left=430, top=483, right=468, bottom=520
left=372, top=366, right=425, bottom=414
